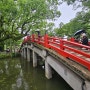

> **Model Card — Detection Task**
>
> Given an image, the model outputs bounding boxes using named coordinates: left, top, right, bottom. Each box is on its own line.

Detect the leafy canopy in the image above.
left=0, top=0, right=60, bottom=42
left=55, top=0, right=90, bottom=37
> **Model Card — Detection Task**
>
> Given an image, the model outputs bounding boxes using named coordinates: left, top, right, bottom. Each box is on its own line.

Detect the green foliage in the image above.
left=0, top=0, right=61, bottom=52
left=0, top=0, right=60, bottom=42
left=62, top=0, right=90, bottom=8
left=12, top=52, right=20, bottom=57
left=0, top=42, right=4, bottom=51
left=0, top=53, right=11, bottom=59
left=54, top=12, right=86, bottom=37
left=56, top=0, right=90, bottom=38
left=62, top=0, right=76, bottom=5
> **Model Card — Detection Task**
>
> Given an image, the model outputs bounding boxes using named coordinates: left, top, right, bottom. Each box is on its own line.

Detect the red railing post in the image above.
left=27, top=35, right=31, bottom=41
left=44, top=34, right=49, bottom=48
left=38, top=35, right=40, bottom=44
left=60, top=39, right=64, bottom=50
left=32, top=34, right=35, bottom=42
left=70, top=37, right=75, bottom=42
left=53, top=37, right=55, bottom=42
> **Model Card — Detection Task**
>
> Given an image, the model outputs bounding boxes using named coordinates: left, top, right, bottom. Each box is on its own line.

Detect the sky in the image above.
left=54, top=2, right=82, bottom=27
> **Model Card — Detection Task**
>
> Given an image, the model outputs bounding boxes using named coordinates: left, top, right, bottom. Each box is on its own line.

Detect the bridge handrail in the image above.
left=22, top=34, right=90, bottom=70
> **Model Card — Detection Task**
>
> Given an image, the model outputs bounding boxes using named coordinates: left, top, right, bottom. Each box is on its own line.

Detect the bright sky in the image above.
left=55, top=3, right=82, bottom=27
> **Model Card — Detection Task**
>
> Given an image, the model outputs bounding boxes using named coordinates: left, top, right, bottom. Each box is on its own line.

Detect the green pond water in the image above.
left=0, top=58, right=73, bottom=90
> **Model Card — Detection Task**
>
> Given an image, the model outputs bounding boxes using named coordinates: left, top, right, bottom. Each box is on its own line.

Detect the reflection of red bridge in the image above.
left=22, top=34, right=90, bottom=71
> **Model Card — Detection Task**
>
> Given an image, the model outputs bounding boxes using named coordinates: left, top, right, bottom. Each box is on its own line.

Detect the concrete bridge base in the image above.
left=27, top=48, right=30, bottom=62
left=33, top=51, right=37, bottom=67
left=21, top=43, right=90, bottom=90
left=45, top=60, right=52, bottom=79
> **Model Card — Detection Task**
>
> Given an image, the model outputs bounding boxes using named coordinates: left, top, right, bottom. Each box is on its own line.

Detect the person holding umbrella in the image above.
left=73, top=29, right=86, bottom=42
left=81, top=33, right=89, bottom=46
left=74, top=29, right=85, bottom=36
left=73, top=29, right=89, bottom=46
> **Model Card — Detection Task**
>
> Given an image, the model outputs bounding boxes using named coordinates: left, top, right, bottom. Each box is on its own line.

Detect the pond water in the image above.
left=0, top=58, right=73, bottom=90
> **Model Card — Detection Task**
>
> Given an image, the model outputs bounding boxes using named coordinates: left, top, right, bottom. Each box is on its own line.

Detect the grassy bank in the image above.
left=0, top=52, right=20, bottom=59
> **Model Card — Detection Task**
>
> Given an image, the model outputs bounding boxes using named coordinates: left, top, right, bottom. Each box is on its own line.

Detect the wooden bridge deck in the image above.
left=31, top=42, right=90, bottom=81
left=22, top=34, right=90, bottom=75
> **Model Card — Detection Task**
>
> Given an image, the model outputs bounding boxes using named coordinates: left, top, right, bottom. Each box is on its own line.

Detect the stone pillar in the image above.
left=85, top=81, right=90, bottom=90
left=42, top=50, right=47, bottom=57
left=23, top=49, right=24, bottom=58
left=21, top=49, right=23, bottom=57
left=27, top=48, right=30, bottom=62
left=45, top=58, right=52, bottom=79
left=24, top=48, right=26, bottom=59
left=33, top=51, right=37, bottom=67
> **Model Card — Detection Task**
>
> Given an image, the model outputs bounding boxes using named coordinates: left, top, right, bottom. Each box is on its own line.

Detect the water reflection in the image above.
left=0, top=58, right=73, bottom=90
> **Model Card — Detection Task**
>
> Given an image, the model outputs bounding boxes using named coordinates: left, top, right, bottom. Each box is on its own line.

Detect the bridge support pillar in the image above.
left=21, top=49, right=23, bottom=57
left=85, top=81, right=90, bottom=90
left=33, top=51, right=37, bottom=67
left=27, top=48, right=30, bottom=62
left=24, top=48, right=26, bottom=59
left=45, top=59, right=52, bottom=79
left=42, top=50, right=47, bottom=57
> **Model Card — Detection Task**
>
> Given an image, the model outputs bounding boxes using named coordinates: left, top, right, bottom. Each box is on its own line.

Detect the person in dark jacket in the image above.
left=81, top=33, right=88, bottom=46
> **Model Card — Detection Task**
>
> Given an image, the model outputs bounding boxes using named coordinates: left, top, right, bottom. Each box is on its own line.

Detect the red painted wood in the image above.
left=22, top=34, right=90, bottom=70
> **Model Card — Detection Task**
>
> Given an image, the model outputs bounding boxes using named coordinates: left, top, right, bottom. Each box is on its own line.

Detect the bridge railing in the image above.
left=22, top=34, right=90, bottom=70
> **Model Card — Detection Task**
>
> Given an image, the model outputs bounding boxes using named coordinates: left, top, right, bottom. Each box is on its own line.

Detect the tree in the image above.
left=0, top=0, right=61, bottom=42
left=62, top=0, right=90, bottom=9
left=58, top=0, right=90, bottom=37
left=0, top=0, right=61, bottom=51
left=46, top=22, right=55, bottom=36
left=54, top=15, right=84, bottom=37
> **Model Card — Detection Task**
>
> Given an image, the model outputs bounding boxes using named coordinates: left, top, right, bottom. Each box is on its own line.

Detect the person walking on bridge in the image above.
left=81, top=33, right=89, bottom=46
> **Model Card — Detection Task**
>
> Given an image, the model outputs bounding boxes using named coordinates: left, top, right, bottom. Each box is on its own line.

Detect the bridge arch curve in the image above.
left=20, top=42, right=90, bottom=90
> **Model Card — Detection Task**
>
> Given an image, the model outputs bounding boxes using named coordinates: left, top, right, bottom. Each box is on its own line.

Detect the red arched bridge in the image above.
left=22, top=34, right=90, bottom=71
left=20, top=34, right=90, bottom=90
